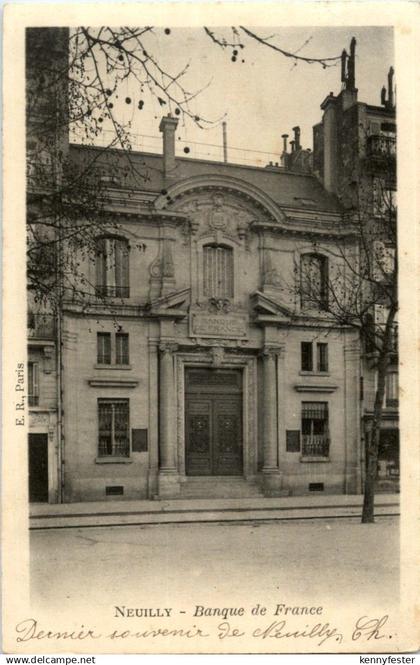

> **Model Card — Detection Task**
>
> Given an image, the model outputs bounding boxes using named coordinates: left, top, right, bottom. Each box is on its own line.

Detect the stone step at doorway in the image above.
left=180, top=476, right=264, bottom=499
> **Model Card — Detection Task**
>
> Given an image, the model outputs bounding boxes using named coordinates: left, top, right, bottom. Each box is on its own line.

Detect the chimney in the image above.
left=159, top=114, right=179, bottom=178
left=347, top=37, right=356, bottom=90
left=290, top=140, right=296, bottom=153
left=341, top=49, right=347, bottom=83
left=292, top=126, right=301, bottom=151
left=381, top=85, right=387, bottom=106
left=281, top=134, right=289, bottom=154
left=320, top=94, right=338, bottom=194
left=222, top=121, right=228, bottom=163
left=388, top=66, right=394, bottom=108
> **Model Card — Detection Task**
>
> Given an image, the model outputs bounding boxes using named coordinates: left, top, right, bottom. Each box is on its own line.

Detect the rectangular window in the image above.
left=300, top=253, right=328, bottom=310
left=116, top=333, right=129, bottom=365
left=301, top=342, right=313, bottom=371
left=28, top=362, right=39, bottom=407
left=203, top=245, right=233, bottom=298
left=98, top=399, right=129, bottom=457
left=317, top=343, right=328, bottom=372
left=301, top=402, right=329, bottom=457
left=385, top=371, right=398, bottom=407
left=96, top=237, right=130, bottom=298
left=97, top=333, right=111, bottom=364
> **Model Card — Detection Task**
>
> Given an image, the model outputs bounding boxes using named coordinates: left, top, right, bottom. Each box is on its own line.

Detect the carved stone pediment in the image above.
left=250, top=290, right=294, bottom=326
left=149, top=288, right=190, bottom=319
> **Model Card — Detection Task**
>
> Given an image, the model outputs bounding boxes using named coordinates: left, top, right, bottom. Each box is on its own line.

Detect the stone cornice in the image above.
left=251, top=220, right=357, bottom=240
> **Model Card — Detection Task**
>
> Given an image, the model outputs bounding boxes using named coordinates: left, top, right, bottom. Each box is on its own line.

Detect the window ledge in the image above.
left=95, top=457, right=133, bottom=464
left=88, top=378, right=139, bottom=388
left=28, top=406, right=57, bottom=413
left=300, top=456, right=330, bottom=463
left=299, top=371, right=330, bottom=377
left=94, top=364, right=132, bottom=370
left=294, top=384, right=338, bottom=393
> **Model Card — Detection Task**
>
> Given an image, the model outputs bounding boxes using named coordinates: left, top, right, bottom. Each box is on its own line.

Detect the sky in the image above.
left=77, top=26, right=394, bottom=165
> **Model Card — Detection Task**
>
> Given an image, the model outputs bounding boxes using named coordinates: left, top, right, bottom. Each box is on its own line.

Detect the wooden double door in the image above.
left=185, top=368, right=243, bottom=476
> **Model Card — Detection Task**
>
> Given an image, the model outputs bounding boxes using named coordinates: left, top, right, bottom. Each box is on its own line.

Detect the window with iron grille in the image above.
left=28, top=362, right=39, bottom=407
left=300, top=253, right=328, bottom=310
left=116, top=333, right=129, bottom=365
left=96, top=237, right=130, bottom=298
left=203, top=244, right=233, bottom=298
left=98, top=399, right=130, bottom=457
left=97, top=332, right=111, bottom=364
left=301, top=402, right=330, bottom=457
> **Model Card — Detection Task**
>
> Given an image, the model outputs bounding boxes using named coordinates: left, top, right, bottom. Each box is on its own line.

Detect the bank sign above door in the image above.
left=190, top=312, right=248, bottom=340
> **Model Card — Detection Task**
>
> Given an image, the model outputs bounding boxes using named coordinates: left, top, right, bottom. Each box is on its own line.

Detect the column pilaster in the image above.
left=261, top=347, right=284, bottom=496
left=158, top=342, right=180, bottom=497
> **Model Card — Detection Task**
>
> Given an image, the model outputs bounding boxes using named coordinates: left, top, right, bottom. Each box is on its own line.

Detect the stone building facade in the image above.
left=59, top=134, right=362, bottom=501
left=26, top=30, right=397, bottom=502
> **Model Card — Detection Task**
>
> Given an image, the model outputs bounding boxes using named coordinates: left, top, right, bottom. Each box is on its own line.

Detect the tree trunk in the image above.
left=361, top=302, right=397, bottom=523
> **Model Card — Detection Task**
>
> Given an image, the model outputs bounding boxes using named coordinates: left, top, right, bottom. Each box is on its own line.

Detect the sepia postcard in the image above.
left=2, top=1, right=420, bottom=655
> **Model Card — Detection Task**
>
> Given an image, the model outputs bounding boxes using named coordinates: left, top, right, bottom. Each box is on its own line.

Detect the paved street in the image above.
left=30, top=516, right=399, bottom=620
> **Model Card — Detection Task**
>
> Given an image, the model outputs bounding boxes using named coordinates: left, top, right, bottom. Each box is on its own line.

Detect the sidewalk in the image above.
left=29, top=493, right=399, bottom=529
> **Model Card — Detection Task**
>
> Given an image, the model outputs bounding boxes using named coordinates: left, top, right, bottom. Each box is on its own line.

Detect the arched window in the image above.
left=300, top=253, right=328, bottom=310
left=203, top=244, right=233, bottom=298
left=96, top=237, right=129, bottom=298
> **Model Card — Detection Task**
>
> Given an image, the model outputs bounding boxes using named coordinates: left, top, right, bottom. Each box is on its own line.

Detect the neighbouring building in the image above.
left=26, top=29, right=398, bottom=502
left=311, top=39, right=398, bottom=491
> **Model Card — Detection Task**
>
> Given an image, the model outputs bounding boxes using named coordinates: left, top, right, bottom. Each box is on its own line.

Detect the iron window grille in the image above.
left=98, top=399, right=130, bottom=457
left=301, top=401, right=330, bottom=457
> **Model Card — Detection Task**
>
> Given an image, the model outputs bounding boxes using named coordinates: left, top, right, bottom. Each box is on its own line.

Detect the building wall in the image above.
left=61, top=179, right=361, bottom=501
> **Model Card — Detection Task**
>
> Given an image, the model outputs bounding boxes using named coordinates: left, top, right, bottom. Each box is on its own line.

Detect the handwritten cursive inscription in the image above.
left=352, top=615, right=389, bottom=641
left=16, top=619, right=101, bottom=642
left=14, top=614, right=392, bottom=647
left=15, top=619, right=209, bottom=642
left=252, top=620, right=343, bottom=646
